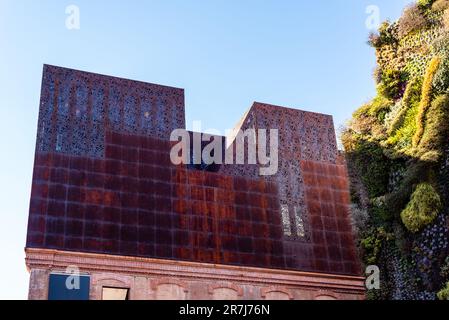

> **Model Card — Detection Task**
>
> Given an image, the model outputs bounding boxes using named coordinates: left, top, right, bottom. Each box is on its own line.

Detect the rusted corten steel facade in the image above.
left=26, top=65, right=363, bottom=299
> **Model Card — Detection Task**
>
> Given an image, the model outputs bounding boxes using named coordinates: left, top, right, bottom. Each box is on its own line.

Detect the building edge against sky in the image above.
left=25, top=65, right=364, bottom=300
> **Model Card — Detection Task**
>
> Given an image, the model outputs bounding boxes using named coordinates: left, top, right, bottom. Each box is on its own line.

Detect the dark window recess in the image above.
left=48, top=273, right=90, bottom=300
left=186, top=132, right=224, bottom=172
left=187, top=153, right=221, bottom=172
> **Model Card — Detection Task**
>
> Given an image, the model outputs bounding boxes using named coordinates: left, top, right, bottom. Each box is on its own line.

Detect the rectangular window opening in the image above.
left=48, top=273, right=90, bottom=300
left=280, top=204, right=292, bottom=236
left=102, top=287, right=129, bottom=300
left=294, top=206, right=305, bottom=238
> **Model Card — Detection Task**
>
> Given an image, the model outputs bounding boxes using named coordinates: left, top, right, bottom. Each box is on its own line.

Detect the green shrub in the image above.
left=371, top=198, right=394, bottom=224
left=348, top=113, right=384, bottom=139
left=348, top=96, right=392, bottom=139
left=388, top=77, right=423, bottom=136
left=360, top=227, right=393, bottom=265
left=386, top=77, right=423, bottom=154
left=441, top=256, right=449, bottom=279
left=349, top=138, right=391, bottom=198
left=401, top=77, right=423, bottom=111
left=432, top=34, right=449, bottom=57
left=352, top=96, right=390, bottom=119
left=377, top=69, right=407, bottom=100
left=368, top=33, right=381, bottom=48
left=416, top=94, right=449, bottom=161
left=431, top=0, right=449, bottom=11
left=418, top=0, right=436, bottom=9
left=404, top=55, right=432, bottom=79
left=432, top=56, right=449, bottom=94
left=387, top=105, right=418, bottom=152
left=437, top=281, right=449, bottom=300
left=373, top=66, right=383, bottom=84
left=400, top=183, right=441, bottom=233
left=413, top=56, right=441, bottom=147
left=369, top=95, right=394, bottom=121
left=368, top=21, right=398, bottom=48
left=385, top=162, right=430, bottom=213
left=398, top=4, right=429, bottom=38
left=444, top=9, right=449, bottom=31
left=360, top=235, right=382, bottom=265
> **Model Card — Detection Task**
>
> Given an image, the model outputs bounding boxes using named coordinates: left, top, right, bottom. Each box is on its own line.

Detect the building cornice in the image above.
left=25, top=248, right=365, bottom=295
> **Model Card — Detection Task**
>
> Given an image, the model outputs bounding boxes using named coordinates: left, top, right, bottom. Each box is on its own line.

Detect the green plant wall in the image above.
left=343, top=0, right=449, bottom=300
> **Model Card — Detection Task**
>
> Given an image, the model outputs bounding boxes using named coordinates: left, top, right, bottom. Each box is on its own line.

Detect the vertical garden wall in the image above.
left=342, top=0, right=449, bottom=299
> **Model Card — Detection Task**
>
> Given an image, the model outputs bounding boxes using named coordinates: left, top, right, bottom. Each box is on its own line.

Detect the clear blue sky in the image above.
left=0, top=0, right=410, bottom=299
